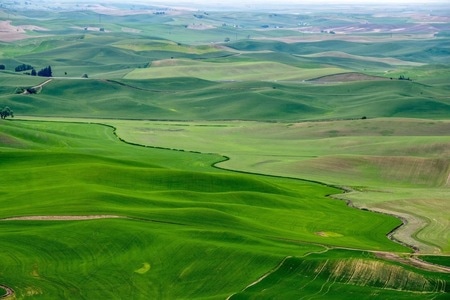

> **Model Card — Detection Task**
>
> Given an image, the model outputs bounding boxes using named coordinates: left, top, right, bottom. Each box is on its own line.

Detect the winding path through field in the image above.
left=34, top=79, right=53, bottom=89
left=0, top=285, right=14, bottom=299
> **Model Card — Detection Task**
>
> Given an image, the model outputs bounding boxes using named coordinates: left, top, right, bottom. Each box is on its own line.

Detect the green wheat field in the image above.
left=0, top=1, right=449, bottom=299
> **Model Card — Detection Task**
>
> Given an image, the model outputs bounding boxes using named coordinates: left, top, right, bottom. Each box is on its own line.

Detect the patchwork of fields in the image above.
left=1, top=1, right=450, bottom=299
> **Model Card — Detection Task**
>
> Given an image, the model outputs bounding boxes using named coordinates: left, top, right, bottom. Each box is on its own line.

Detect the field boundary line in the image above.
left=226, top=256, right=292, bottom=300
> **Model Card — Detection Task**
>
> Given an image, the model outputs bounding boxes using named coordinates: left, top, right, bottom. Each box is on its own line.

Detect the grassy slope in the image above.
left=1, top=17, right=449, bottom=121
left=228, top=39, right=450, bottom=64
left=124, top=59, right=346, bottom=81
left=2, top=120, right=432, bottom=299
left=1, top=7, right=449, bottom=299
left=103, top=118, right=450, bottom=254
left=231, top=249, right=450, bottom=300
left=1, top=74, right=449, bottom=120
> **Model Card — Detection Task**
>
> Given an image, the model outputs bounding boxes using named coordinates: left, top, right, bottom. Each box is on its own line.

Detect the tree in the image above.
left=0, top=107, right=14, bottom=119
left=0, top=64, right=5, bottom=70
left=37, top=66, right=52, bottom=77
left=31, top=69, right=37, bottom=76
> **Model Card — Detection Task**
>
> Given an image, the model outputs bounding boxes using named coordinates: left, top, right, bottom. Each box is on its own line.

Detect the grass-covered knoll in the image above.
left=1, top=119, right=428, bottom=299
left=228, top=38, right=450, bottom=64
left=103, top=118, right=450, bottom=254
left=231, top=249, right=450, bottom=300
left=1, top=7, right=448, bottom=121
left=2, top=76, right=449, bottom=120
left=0, top=120, right=405, bottom=250
left=125, top=58, right=346, bottom=81
left=112, top=39, right=221, bottom=55
left=300, top=51, right=426, bottom=67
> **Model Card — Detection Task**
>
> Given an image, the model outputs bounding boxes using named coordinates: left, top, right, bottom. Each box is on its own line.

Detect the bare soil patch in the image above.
left=0, top=20, right=48, bottom=42
left=186, top=24, right=216, bottom=30
left=0, top=133, right=25, bottom=148
left=1, top=215, right=124, bottom=221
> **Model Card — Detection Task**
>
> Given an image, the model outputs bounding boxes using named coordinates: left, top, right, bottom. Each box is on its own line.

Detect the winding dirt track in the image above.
left=0, top=285, right=14, bottom=299
left=375, top=251, right=450, bottom=273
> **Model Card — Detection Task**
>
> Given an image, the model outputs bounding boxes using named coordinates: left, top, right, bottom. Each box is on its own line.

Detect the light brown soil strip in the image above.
left=22, top=79, right=53, bottom=94
left=0, top=285, right=14, bottom=299
left=374, top=251, right=450, bottom=273
left=0, top=215, right=186, bottom=226
left=1, top=215, right=123, bottom=221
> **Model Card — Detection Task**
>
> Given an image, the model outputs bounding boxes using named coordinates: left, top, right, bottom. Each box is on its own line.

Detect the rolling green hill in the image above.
left=3, top=120, right=441, bottom=299
left=228, top=39, right=450, bottom=64
left=104, top=118, right=450, bottom=255
left=1, top=74, right=449, bottom=120
left=1, top=3, right=450, bottom=299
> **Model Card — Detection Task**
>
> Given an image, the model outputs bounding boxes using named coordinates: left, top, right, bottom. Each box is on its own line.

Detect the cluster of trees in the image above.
left=13, top=64, right=53, bottom=77
left=398, top=75, right=411, bottom=81
left=15, top=86, right=39, bottom=94
left=37, top=66, right=52, bottom=77
left=15, top=64, right=34, bottom=72
left=0, top=107, right=13, bottom=119
left=390, top=75, right=412, bottom=81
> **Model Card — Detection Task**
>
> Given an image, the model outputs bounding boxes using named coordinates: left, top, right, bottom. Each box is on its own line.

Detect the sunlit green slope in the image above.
left=1, top=120, right=437, bottom=299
